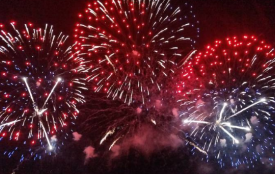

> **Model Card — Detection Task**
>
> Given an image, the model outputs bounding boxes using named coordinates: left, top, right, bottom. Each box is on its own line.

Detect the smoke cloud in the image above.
left=110, top=124, right=183, bottom=157
left=72, top=132, right=82, bottom=141
left=83, top=146, right=97, bottom=164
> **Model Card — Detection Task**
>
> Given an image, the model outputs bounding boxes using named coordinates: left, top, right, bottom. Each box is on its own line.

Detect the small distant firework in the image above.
left=82, top=95, right=147, bottom=150
left=82, top=94, right=181, bottom=151
left=75, top=0, right=199, bottom=106
left=0, top=23, right=87, bottom=150
left=179, top=35, right=275, bottom=167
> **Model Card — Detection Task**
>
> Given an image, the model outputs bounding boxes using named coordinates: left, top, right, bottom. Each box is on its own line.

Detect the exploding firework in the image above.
left=80, top=92, right=184, bottom=153
left=178, top=35, right=275, bottom=167
left=0, top=23, right=87, bottom=150
left=75, top=0, right=199, bottom=106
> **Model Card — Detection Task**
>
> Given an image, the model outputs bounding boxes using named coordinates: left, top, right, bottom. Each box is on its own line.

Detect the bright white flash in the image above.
left=184, top=98, right=266, bottom=144
left=22, top=77, right=62, bottom=150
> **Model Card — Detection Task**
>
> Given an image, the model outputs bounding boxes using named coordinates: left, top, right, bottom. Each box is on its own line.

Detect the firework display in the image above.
left=0, top=23, right=87, bottom=150
left=75, top=0, right=199, bottom=106
left=2, top=0, right=275, bottom=172
left=179, top=35, right=275, bottom=167
left=81, top=96, right=140, bottom=150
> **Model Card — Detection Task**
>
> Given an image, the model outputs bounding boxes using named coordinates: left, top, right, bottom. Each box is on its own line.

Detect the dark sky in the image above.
left=1, top=0, right=275, bottom=48
left=0, top=0, right=275, bottom=174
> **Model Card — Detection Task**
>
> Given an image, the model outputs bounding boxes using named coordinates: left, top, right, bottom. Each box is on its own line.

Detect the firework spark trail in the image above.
left=82, top=93, right=208, bottom=158
left=100, top=128, right=115, bottom=145
left=75, top=0, right=199, bottom=107
left=109, top=137, right=121, bottom=151
left=187, top=141, right=208, bottom=155
left=23, top=78, right=35, bottom=105
left=184, top=99, right=265, bottom=144
left=81, top=94, right=167, bottom=151
left=42, top=78, right=62, bottom=108
left=81, top=95, right=138, bottom=143
left=24, top=77, right=62, bottom=149
left=178, top=35, right=275, bottom=167
left=227, top=98, right=266, bottom=119
left=0, top=120, right=21, bottom=127
left=40, top=121, right=53, bottom=150
left=0, top=23, right=87, bottom=150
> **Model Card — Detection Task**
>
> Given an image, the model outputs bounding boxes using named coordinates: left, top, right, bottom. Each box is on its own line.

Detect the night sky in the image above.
left=0, top=0, right=275, bottom=174
left=1, top=0, right=275, bottom=47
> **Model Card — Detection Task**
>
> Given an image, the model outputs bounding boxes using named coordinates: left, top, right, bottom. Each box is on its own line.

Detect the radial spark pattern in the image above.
left=75, top=0, right=199, bottom=106
left=0, top=23, right=87, bottom=150
left=179, top=35, right=275, bottom=167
